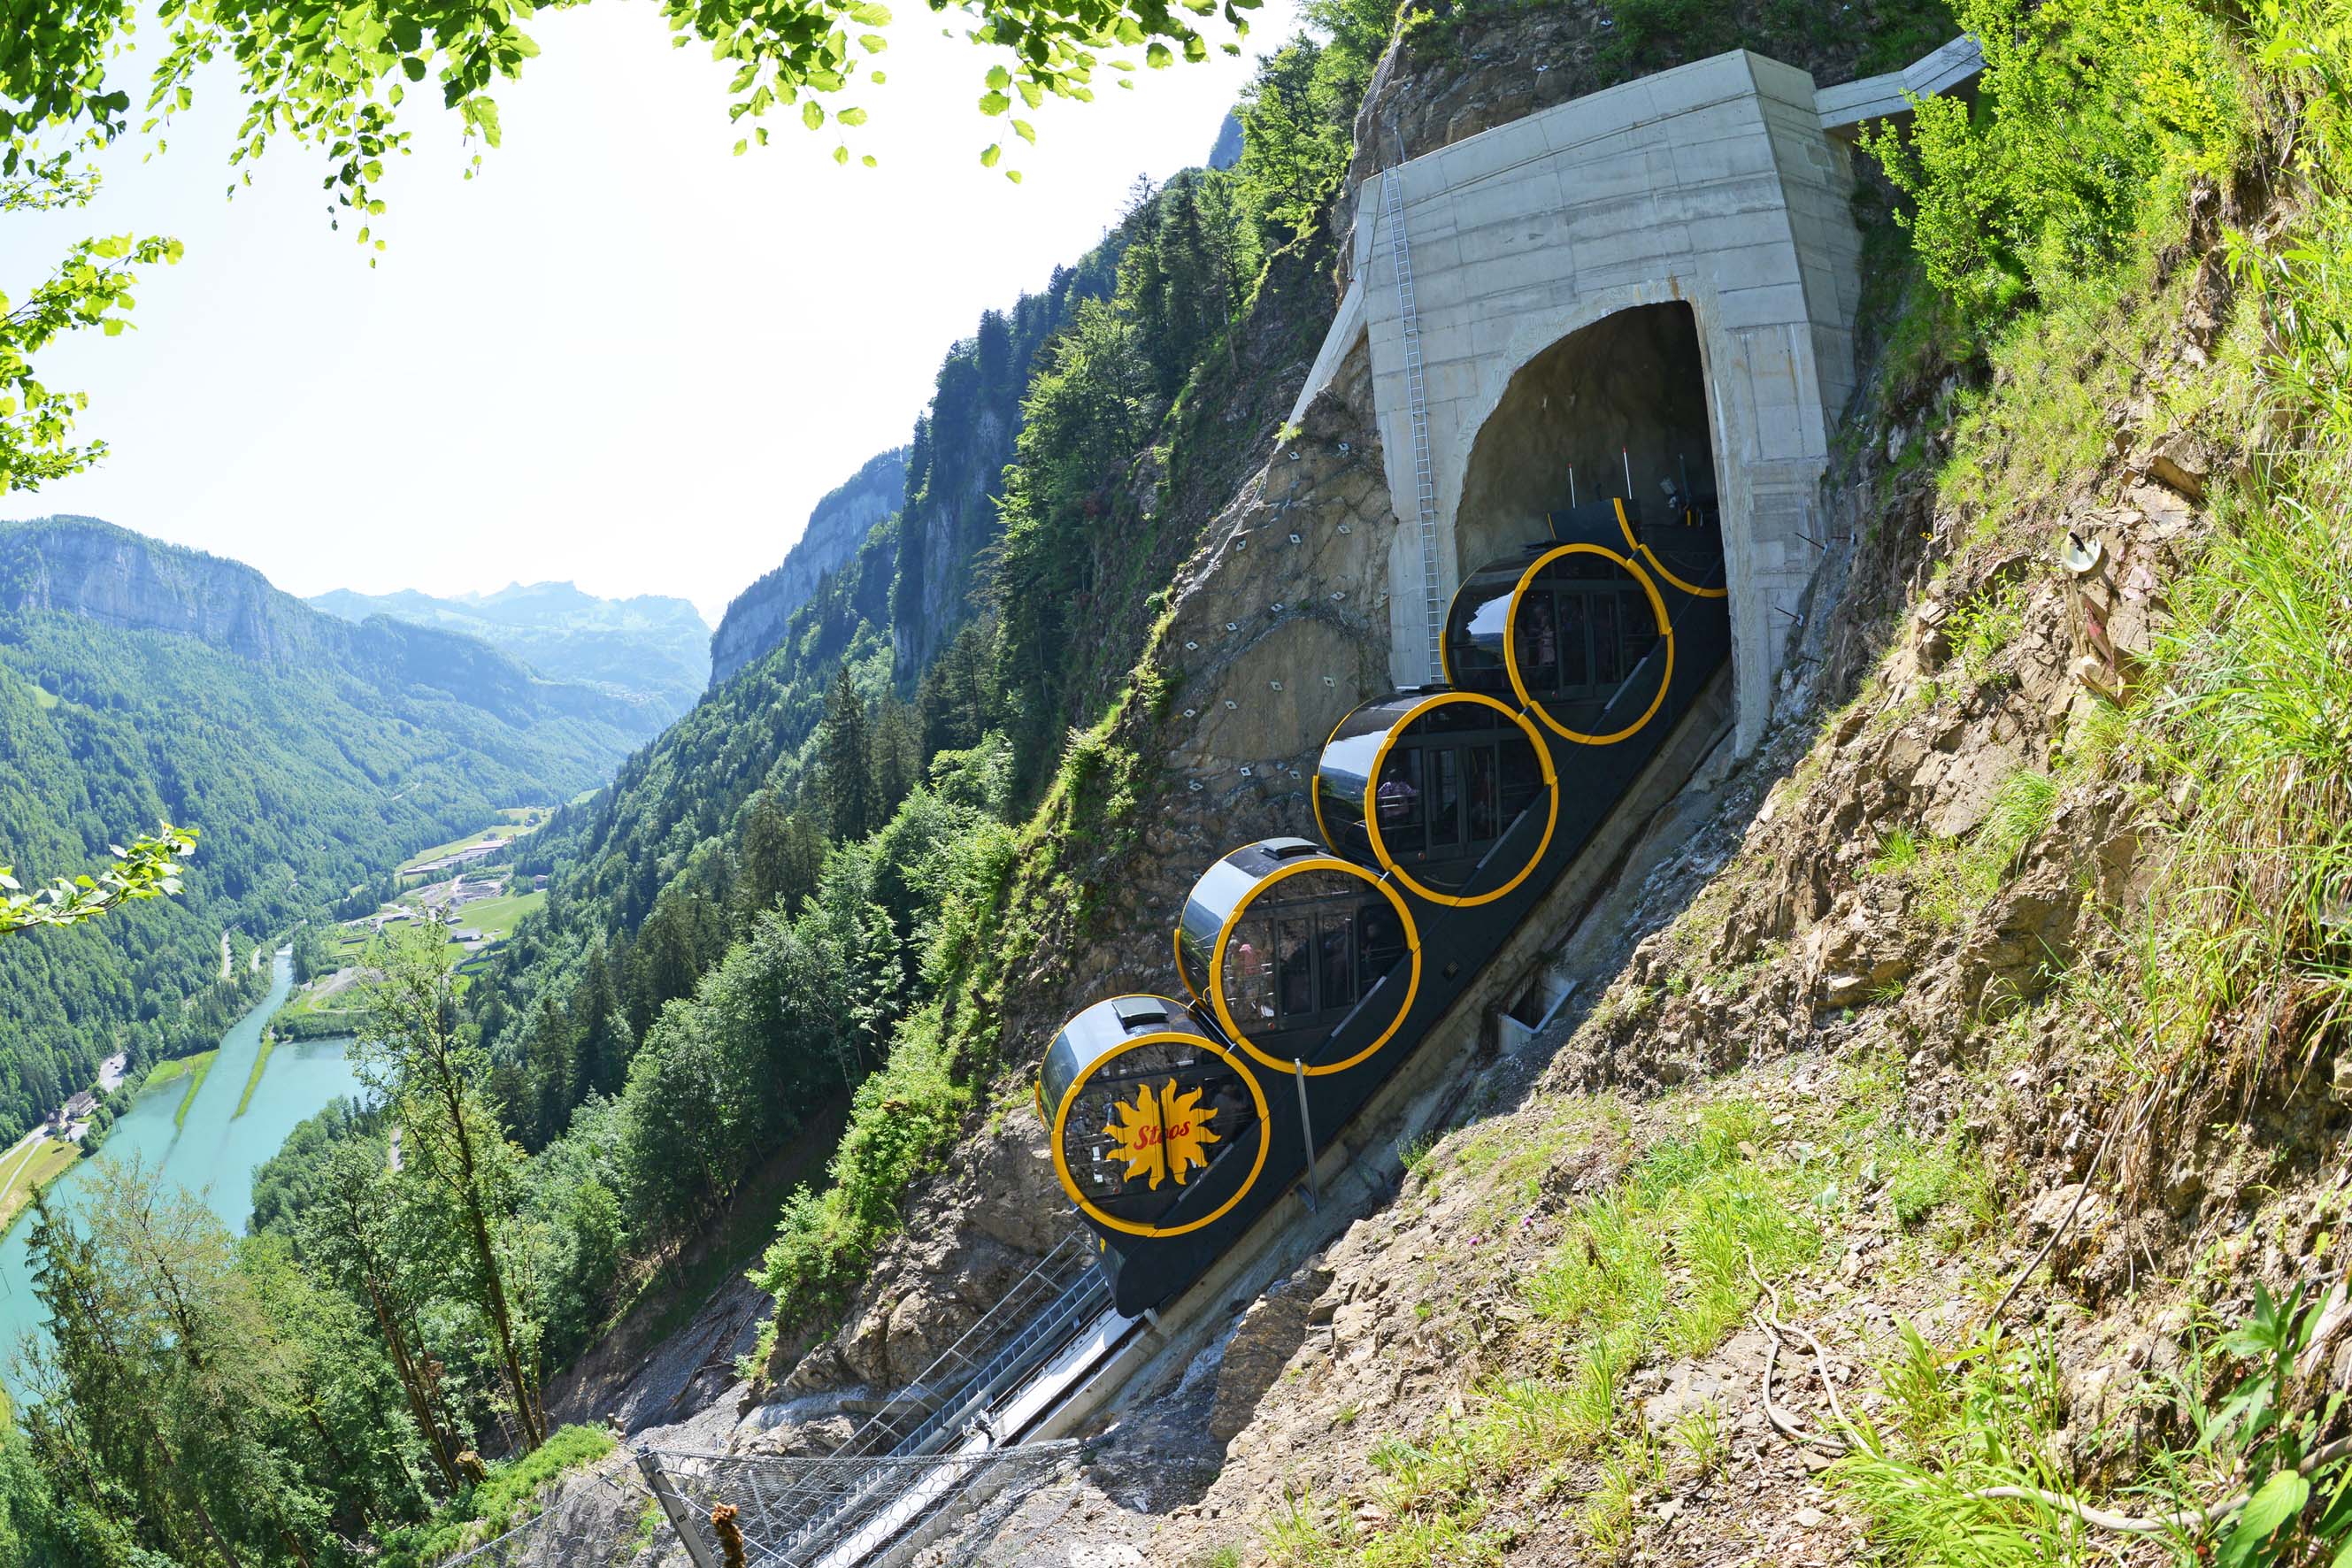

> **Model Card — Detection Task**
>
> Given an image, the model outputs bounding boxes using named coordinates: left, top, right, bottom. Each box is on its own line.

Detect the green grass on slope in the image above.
left=378, top=1425, right=619, bottom=1567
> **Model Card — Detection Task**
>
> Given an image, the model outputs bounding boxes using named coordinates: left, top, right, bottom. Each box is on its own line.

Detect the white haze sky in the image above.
left=4, top=2, right=1301, bottom=625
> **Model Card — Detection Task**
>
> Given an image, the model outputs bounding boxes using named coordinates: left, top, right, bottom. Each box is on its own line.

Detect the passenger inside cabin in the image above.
left=1521, top=596, right=1558, bottom=688
left=1228, top=934, right=1268, bottom=1019
left=1376, top=766, right=1418, bottom=824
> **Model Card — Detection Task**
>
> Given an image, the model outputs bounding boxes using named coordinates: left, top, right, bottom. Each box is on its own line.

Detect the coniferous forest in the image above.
left=18, top=0, right=2352, bottom=1558
left=0, top=520, right=660, bottom=1148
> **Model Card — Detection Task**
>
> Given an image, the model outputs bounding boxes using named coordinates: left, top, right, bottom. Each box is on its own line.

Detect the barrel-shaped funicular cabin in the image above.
left=1043, top=484, right=1733, bottom=1314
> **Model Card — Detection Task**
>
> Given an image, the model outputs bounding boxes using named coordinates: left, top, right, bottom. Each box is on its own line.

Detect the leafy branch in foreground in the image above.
left=0, top=155, right=183, bottom=491
left=0, top=824, right=197, bottom=936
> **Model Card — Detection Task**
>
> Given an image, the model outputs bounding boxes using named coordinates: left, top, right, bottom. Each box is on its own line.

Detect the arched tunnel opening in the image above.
left=1457, top=303, right=1722, bottom=575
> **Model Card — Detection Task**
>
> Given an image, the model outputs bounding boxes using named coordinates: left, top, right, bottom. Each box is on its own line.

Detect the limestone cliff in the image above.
left=0, top=515, right=665, bottom=738
left=707, top=448, right=908, bottom=687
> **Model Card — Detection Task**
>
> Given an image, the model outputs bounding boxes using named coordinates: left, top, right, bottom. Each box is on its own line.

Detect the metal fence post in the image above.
left=1294, top=1058, right=1318, bottom=1214
left=635, top=1447, right=722, bottom=1568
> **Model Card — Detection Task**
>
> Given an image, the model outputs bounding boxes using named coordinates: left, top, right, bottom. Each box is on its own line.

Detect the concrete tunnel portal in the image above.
left=1455, top=303, right=1724, bottom=578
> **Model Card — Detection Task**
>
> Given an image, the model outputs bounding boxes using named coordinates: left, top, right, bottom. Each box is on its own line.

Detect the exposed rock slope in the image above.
left=904, top=170, right=2303, bottom=1568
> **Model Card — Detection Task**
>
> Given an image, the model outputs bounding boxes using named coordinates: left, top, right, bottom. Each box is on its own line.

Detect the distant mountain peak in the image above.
left=304, top=577, right=711, bottom=719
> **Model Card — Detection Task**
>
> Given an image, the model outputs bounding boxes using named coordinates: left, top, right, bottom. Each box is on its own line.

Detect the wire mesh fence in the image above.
left=429, top=1235, right=1108, bottom=1568
left=656, top=1441, right=1084, bottom=1568
left=429, top=1454, right=661, bottom=1568
left=822, top=1231, right=1101, bottom=1462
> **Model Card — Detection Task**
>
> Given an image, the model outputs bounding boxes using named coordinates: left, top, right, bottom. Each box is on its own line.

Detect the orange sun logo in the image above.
left=1103, top=1080, right=1220, bottom=1190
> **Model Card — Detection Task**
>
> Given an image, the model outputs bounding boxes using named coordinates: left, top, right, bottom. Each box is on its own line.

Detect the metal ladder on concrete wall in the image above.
left=1382, top=161, right=1446, bottom=685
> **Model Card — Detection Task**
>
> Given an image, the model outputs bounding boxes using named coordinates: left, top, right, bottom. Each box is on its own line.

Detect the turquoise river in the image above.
left=0, top=949, right=368, bottom=1395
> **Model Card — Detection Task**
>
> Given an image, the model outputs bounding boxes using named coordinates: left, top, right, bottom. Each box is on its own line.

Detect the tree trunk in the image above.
left=364, top=1275, right=462, bottom=1491
left=441, top=1072, right=544, bottom=1449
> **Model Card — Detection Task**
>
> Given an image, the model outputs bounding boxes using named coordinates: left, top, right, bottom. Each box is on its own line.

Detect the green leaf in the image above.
left=834, top=143, right=849, bottom=165
left=980, top=142, right=1001, bottom=167
left=979, top=90, right=1010, bottom=115
left=1144, top=41, right=1172, bottom=67
left=2223, top=1471, right=2313, bottom=1566
left=1004, top=168, right=1021, bottom=184
left=845, top=1, right=890, bottom=22
left=803, top=99, right=825, bottom=130
left=862, top=154, right=878, bottom=167
left=858, top=34, right=887, bottom=51
left=985, top=65, right=1010, bottom=90
left=1016, top=78, right=1041, bottom=109
left=838, top=106, right=867, bottom=126
left=1011, top=118, right=1034, bottom=143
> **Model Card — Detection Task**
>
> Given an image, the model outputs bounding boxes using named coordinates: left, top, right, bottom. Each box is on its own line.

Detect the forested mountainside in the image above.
left=466, top=231, right=1136, bottom=1117
left=0, top=516, right=659, bottom=1145
left=310, top=580, right=711, bottom=718
left=196, top=4, right=1393, bottom=1456
left=707, top=449, right=909, bottom=687
left=214, top=0, right=1951, bottom=1446
left=27, top=0, right=2352, bottom=1558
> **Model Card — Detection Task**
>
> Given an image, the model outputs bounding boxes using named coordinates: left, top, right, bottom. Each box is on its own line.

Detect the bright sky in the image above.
left=4, top=3, right=1301, bottom=625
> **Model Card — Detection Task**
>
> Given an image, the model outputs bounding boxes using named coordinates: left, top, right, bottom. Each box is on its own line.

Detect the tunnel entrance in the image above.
left=1456, top=304, right=1721, bottom=577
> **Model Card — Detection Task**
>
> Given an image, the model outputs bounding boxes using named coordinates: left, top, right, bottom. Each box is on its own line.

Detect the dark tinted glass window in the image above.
left=1592, top=593, right=1621, bottom=686
left=1501, top=738, right=1542, bottom=819
left=1318, top=918, right=1354, bottom=1011
left=1429, top=749, right=1461, bottom=847
left=1466, top=746, right=1500, bottom=841
left=1357, top=903, right=1406, bottom=978
left=1518, top=593, right=1559, bottom=692
left=1558, top=593, right=1588, bottom=691
left=1276, top=919, right=1312, bottom=1019
left=1621, top=587, right=1660, bottom=669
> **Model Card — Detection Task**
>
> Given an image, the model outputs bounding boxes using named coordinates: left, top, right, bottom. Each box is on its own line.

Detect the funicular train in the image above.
left=1039, top=488, right=1733, bottom=1314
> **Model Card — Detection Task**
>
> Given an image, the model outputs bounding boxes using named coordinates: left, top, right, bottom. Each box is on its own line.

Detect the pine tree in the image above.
left=821, top=670, right=877, bottom=842
left=569, top=942, right=625, bottom=1101
left=870, top=696, right=924, bottom=821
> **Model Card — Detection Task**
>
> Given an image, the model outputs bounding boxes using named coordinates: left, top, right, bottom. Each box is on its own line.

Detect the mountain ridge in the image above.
left=308, top=575, right=710, bottom=719
left=0, top=514, right=662, bottom=1142
left=707, top=448, right=909, bottom=687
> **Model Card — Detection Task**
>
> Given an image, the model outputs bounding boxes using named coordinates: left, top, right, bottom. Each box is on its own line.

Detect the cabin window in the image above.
left=1276, top=918, right=1314, bottom=1018
left=1428, top=750, right=1462, bottom=849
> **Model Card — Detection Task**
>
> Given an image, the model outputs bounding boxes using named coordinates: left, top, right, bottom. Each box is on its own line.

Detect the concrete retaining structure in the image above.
left=1288, top=39, right=1980, bottom=754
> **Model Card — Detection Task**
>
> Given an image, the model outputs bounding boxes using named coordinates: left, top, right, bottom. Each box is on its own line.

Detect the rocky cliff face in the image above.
left=0, top=516, right=665, bottom=737
left=1339, top=0, right=1936, bottom=250
left=708, top=448, right=908, bottom=686
left=0, top=515, right=338, bottom=666
left=888, top=406, right=1011, bottom=676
